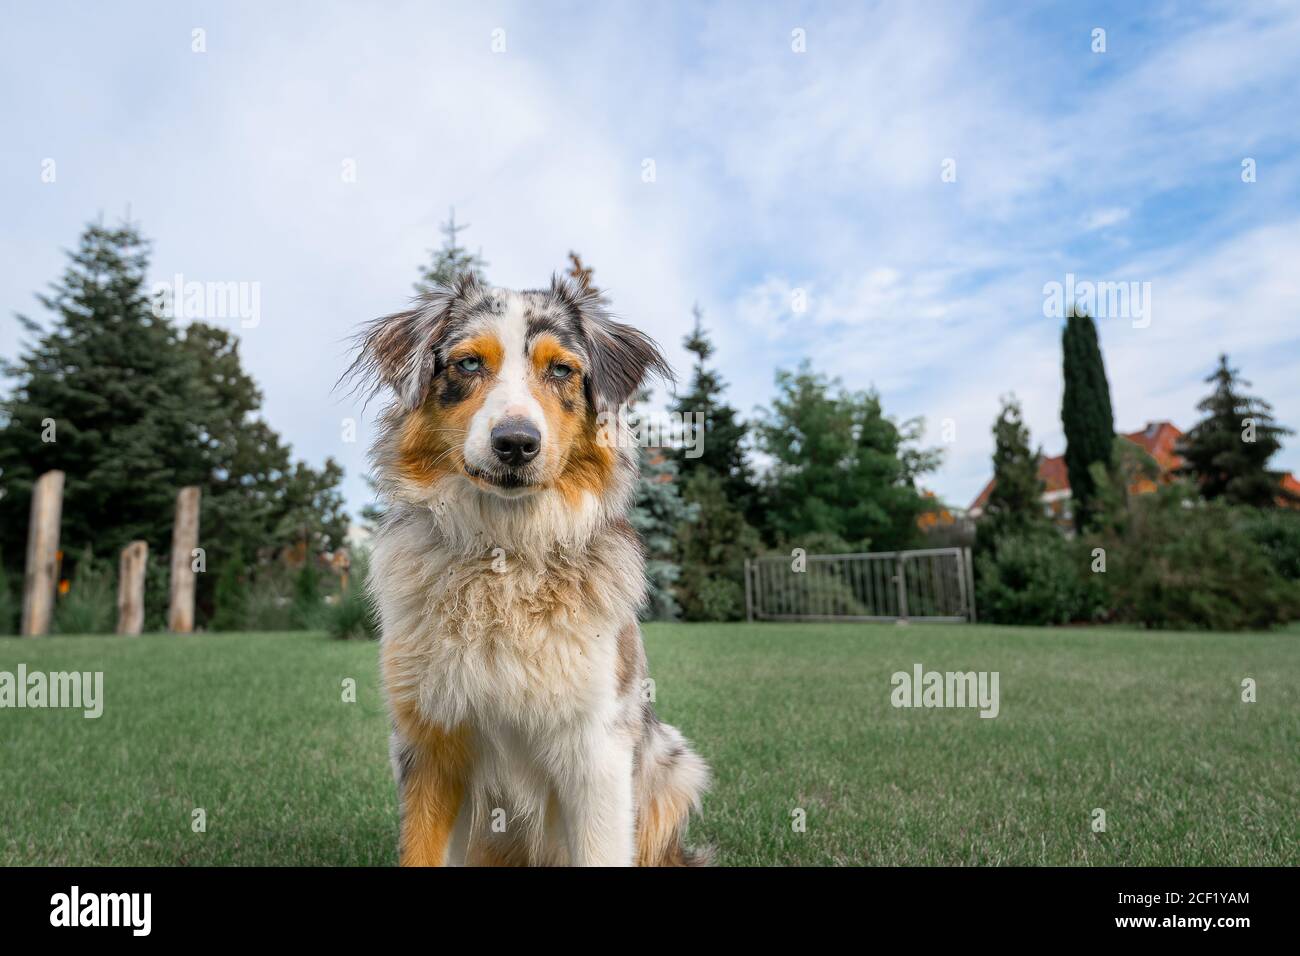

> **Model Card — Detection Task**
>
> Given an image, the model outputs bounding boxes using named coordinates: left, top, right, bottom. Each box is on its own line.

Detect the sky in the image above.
left=3, top=0, right=1298, bottom=521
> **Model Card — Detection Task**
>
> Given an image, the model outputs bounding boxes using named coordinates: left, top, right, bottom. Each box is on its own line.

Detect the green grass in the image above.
left=1, top=623, right=1296, bottom=866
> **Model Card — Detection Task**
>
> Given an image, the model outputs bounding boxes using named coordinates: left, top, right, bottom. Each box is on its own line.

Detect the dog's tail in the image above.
left=635, top=712, right=713, bottom=866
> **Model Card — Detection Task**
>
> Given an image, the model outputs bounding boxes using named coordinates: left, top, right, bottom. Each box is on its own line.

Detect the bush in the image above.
left=975, top=530, right=1101, bottom=626
left=292, top=561, right=325, bottom=629
left=0, top=560, right=16, bottom=635
left=239, top=564, right=297, bottom=631
left=53, top=549, right=116, bottom=635
left=324, top=551, right=379, bottom=640
left=209, top=552, right=250, bottom=632
left=1234, top=507, right=1300, bottom=581
left=1088, top=487, right=1300, bottom=631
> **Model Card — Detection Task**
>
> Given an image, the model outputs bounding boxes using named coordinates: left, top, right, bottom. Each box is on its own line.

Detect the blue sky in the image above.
left=2, top=0, right=1298, bottom=520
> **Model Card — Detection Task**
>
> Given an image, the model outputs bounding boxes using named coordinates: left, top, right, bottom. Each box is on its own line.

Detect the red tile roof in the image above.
left=970, top=420, right=1182, bottom=512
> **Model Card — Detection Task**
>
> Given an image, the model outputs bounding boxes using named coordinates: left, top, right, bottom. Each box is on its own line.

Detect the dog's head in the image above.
left=349, top=273, right=669, bottom=504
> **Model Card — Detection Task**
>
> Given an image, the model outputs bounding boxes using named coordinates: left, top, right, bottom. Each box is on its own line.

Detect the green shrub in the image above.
left=324, top=551, right=379, bottom=640
left=292, top=561, right=325, bottom=629
left=975, top=530, right=1101, bottom=626
left=1089, top=487, right=1300, bottom=630
left=53, top=549, right=116, bottom=635
left=1234, top=507, right=1300, bottom=581
left=210, top=552, right=250, bottom=632
left=242, top=564, right=299, bottom=631
left=0, top=560, right=17, bottom=635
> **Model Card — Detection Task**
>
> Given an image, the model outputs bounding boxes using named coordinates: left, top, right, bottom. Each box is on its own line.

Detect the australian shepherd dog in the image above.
left=347, top=273, right=711, bottom=866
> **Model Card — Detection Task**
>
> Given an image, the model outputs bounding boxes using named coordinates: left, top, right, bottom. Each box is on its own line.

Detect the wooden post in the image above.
left=117, top=540, right=148, bottom=635
left=168, top=486, right=201, bottom=633
left=21, top=470, right=65, bottom=637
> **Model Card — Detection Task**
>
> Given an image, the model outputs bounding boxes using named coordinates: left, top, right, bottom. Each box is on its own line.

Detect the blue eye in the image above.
left=456, top=357, right=482, bottom=373
left=550, top=364, right=574, bottom=380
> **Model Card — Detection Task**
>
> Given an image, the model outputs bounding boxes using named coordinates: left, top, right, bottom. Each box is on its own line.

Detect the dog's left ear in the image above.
left=551, top=273, right=672, bottom=412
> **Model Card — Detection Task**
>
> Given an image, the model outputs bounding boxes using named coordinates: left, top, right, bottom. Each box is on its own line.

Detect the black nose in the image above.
left=490, top=419, right=541, bottom=465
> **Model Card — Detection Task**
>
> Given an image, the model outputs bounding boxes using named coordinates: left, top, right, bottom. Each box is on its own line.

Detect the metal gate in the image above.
left=744, top=548, right=976, bottom=623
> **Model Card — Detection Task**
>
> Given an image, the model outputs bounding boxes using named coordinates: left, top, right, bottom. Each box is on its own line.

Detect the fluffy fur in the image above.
left=345, top=273, right=710, bottom=866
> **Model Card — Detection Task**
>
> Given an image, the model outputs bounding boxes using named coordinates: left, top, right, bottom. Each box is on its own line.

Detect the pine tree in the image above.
left=979, top=395, right=1048, bottom=549
left=0, top=219, right=349, bottom=626
left=675, top=469, right=761, bottom=620
left=1061, top=311, right=1115, bottom=532
left=415, top=209, right=487, bottom=295
left=671, top=305, right=757, bottom=511
left=1178, top=354, right=1296, bottom=506
left=668, top=306, right=762, bottom=618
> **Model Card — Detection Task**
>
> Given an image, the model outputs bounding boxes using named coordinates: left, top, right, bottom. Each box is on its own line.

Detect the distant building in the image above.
left=968, top=420, right=1298, bottom=528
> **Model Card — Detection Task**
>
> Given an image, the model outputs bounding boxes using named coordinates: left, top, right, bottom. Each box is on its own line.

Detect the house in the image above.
left=969, top=420, right=1299, bottom=525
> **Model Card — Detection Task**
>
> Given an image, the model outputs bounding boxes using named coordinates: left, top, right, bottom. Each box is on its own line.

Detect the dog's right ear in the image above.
left=341, top=273, right=483, bottom=410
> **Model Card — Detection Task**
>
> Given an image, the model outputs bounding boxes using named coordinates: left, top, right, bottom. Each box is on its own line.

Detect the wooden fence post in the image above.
left=117, top=540, right=148, bottom=635
left=168, top=486, right=201, bottom=633
left=21, top=470, right=65, bottom=637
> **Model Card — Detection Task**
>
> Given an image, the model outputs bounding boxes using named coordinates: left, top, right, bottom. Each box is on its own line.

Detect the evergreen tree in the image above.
left=415, top=209, right=487, bottom=295
left=756, top=361, right=941, bottom=550
left=671, top=305, right=757, bottom=510
left=0, top=219, right=349, bottom=625
left=1061, top=310, right=1115, bottom=532
left=629, top=408, right=697, bottom=621
left=1178, top=354, right=1296, bottom=506
left=979, top=394, right=1048, bottom=548
left=669, top=306, right=762, bottom=619
left=675, top=469, right=761, bottom=620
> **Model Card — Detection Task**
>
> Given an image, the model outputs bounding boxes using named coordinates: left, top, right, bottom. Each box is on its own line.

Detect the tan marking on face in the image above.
left=396, top=359, right=493, bottom=486
left=448, top=332, right=505, bottom=373
left=521, top=333, right=614, bottom=500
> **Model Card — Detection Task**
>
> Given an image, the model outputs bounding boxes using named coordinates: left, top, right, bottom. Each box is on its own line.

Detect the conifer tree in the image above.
left=979, top=394, right=1048, bottom=549
left=0, top=219, right=348, bottom=624
left=1061, top=311, right=1115, bottom=531
left=1178, top=354, right=1296, bottom=506
left=415, top=209, right=487, bottom=295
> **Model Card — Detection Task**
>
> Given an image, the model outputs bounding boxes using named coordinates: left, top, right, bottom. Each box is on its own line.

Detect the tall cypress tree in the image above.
left=1061, top=311, right=1115, bottom=532
left=1178, top=354, right=1296, bottom=506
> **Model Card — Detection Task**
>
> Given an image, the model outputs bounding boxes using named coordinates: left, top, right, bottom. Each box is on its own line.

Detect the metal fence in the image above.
left=744, top=548, right=976, bottom=623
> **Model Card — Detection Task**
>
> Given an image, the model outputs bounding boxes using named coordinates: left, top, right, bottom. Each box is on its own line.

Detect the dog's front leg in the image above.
left=392, top=720, right=470, bottom=867
left=557, top=732, right=635, bottom=867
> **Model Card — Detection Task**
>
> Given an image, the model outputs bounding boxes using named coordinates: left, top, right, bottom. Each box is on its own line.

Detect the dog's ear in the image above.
left=550, top=273, right=672, bottom=412
left=342, top=273, right=484, bottom=410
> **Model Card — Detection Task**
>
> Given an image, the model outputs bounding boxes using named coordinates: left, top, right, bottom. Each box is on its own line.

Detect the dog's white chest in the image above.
left=379, top=552, right=622, bottom=729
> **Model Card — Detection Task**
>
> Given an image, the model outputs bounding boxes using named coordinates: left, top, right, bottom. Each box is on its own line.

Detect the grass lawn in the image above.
left=1, top=622, right=1296, bottom=866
